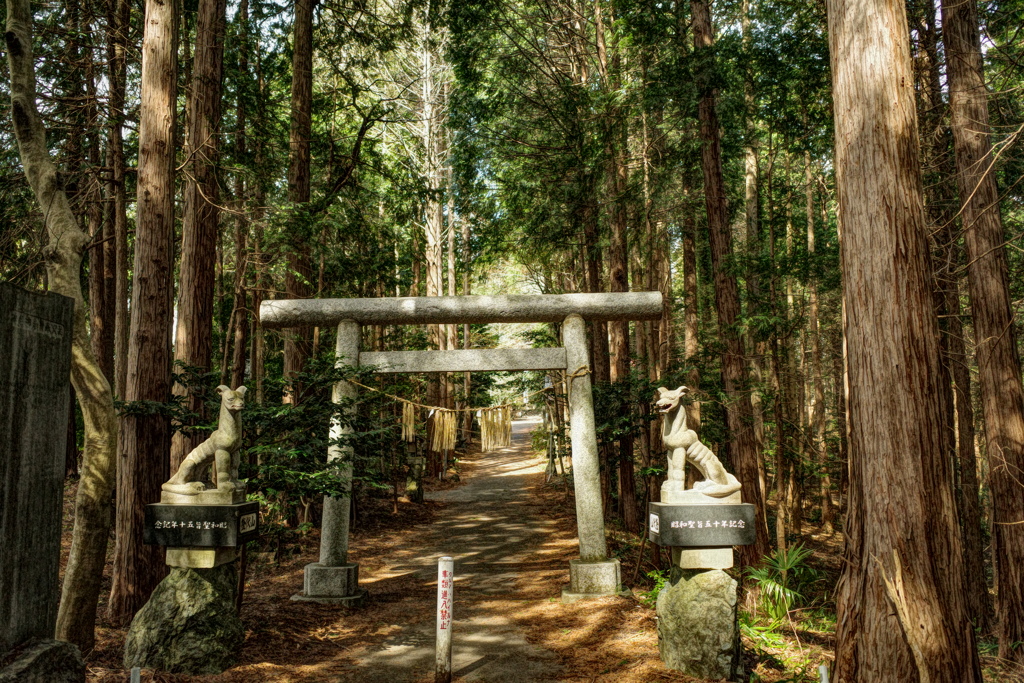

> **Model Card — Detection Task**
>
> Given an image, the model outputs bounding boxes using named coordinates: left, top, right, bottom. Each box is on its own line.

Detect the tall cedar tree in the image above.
left=912, top=0, right=989, bottom=628
left=106, top=0, right=131, bottom=400
left=171, top=0, right=228, bottom=469
left=5, top=0, right=118, bottom=650
left=284, top=0, right=314, bottom=400
left=827, top=0, right=981, bottom=679
left=941, top=0, right=1024, bottom=662
left=690, top=0, right=769, bottom=564
left=108, top=0, right=177, bottom=624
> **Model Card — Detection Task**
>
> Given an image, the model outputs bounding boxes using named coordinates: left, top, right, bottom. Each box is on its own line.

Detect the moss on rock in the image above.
left=123, top=562, right=243, bottom=674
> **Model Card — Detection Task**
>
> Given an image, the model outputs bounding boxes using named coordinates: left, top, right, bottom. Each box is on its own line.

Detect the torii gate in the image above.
left=260, top=292, right=663, bottom=604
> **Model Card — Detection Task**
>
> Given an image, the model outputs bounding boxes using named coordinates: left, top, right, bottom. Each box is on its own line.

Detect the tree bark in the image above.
left=171, top=0, right=227, bottom=469
left=284, top=0, right=314, bottom=401
left=227, top=0, right=251, bottom=391
left=805, top=151, right=830, bottom=534
left=108, top=0, right=178, bottom=625
left=681, top=197, right=700, bottom=432
left=85, top=39, right=113, bottom=385
left=691, top=0, right=769, bottom=565
left=941, top=0, right=1024, bottom=660
left=827, top=0, right=981, bottom=678
left=596, top=6, right=637, bottom=532
left=5, top=0, right=118, bottom=650
left=912, top=0, right=990, bottom=630
left=106, top=0, right=130, bottom=400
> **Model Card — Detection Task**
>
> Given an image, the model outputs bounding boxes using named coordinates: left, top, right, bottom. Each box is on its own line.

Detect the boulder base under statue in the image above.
left=0, top=640, right=84, bottom=683
left=656, top=568, right=741, bottom=681
left=124, top=563, right=244, bottom=674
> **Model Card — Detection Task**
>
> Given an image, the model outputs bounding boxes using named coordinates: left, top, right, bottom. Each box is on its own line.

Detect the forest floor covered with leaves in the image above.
left=59, top=422, right=1019, bottom=683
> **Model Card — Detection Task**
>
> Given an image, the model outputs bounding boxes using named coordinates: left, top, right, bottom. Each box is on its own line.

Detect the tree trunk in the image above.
left=741, top=0, right=766, bottom=466
left=462, top=211, right=472, bottom=443
left=783, top=160, right=805, bottom=539
left=5, top=0, right=118, bottom=650
left=941, top=0, right=1024, bottom=660
left=106, top=0, right=130, bottom=400
left=913, top=0, right=990, bottom=630
left=108, top=0, right=178, bottom=625
left=85, top=42, right=113, bottom=385
left=681, top=199, right=700, bottom=432
left=691, top=0, right=769, bottom=565
left=603, top=90, right=637, bottom=532
left=420, top=9, right=445, bottom=436
left=284, top=0, right=314, bottom=401
left=805, top=152, right=831, bottom=534
left=229, top=0, right=250, bottom=392
left=827, top=0, right=981, bottom=678
left=171, top=0, right=227, bottom=469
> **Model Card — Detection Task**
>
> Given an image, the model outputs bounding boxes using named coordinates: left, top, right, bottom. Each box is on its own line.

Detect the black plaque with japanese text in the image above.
left=648, top=502, right=756, bottom=547
left=144, top=501, right=259, bottom=547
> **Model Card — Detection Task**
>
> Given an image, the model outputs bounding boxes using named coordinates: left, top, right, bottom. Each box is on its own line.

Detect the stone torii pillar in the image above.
left=289, top=320, right=367, bottom=605
left=260, top=292, right=662, bottom=603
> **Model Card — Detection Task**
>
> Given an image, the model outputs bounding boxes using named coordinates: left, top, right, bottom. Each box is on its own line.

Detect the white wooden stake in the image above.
left=435, top=556, right=454, bottom=683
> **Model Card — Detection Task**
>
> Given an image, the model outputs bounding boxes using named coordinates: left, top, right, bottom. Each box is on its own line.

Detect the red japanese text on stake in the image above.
left=436, top=556, right=454, bottom=682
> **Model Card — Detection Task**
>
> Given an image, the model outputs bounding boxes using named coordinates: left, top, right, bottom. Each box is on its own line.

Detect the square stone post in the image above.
left=293, top=320, right=367, bottom=605
left=561, top=314, right=624, bottom=602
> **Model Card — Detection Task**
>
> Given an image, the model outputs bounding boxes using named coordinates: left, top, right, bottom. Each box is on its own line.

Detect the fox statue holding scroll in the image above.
left=656, top=386, right=741, bottom=499
left=163, top=385, right=247, bottom=495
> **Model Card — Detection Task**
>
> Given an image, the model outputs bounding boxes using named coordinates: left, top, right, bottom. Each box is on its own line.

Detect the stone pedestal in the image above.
left=124, top=563, right=244, bottom=674
left=560, top=559, right=629, bottom=603
left=160, top=487, right=246, bottom=506
left=166, top=547, right=238, bottom=569
left=657, top=569, right=741, bottom=681
left=291, top=563, right=367, bottom=606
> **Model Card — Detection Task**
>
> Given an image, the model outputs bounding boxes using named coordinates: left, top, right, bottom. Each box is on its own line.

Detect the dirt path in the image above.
left=340, top=418, right=565, bottom=682
left=85, top=418, right=664, bottom=683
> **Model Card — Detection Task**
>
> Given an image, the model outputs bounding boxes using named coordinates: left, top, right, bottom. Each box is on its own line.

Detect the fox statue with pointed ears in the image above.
left=163, top=385, right=247, bottom=495
left=656, top=386, right=741, bottom=499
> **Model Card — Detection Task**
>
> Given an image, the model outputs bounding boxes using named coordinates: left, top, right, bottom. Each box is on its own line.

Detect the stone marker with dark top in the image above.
left=0, top=283, right=85, bottom=683
left=652, top=385, right=749, bottom=681
left=125, top=385, right=256, bottom=673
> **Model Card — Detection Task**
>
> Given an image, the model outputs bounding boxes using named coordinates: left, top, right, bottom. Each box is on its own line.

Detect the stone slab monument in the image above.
left=0, top=283, right=85, bottom=683
left=260, top=293, right=663, bottom=603
left=648, top=386, right=752, bottom=681
left=124, top=386, right=257, bottom=673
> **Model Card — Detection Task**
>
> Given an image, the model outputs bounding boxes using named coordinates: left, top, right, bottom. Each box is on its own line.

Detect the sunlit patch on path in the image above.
left=340, top=418, right=566, bottom=682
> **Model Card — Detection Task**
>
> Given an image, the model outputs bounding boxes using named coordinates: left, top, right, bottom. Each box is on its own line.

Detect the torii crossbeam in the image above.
left=260, top=292, right=663, bottom=604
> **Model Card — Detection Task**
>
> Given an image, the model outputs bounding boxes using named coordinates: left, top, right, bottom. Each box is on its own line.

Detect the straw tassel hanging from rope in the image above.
left=500, top=406, right=512, bottom=447
left=431, top=410, right=457, bottom=452
left=402, top=402, right=417, bottom=442
left=480, top=406, right=513, bottom=452
left=480, top=408, right=494, bottom=452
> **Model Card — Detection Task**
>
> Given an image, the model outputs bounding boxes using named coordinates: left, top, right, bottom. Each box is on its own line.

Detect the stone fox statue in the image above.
left=163, top=385, right=246, bottom=495
left=656, top=386, right=741, bottom=498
